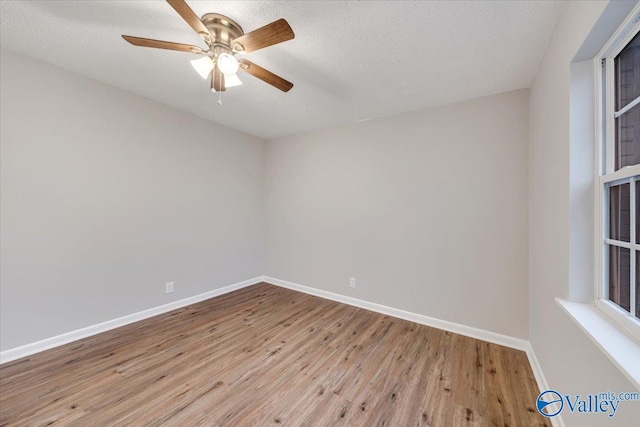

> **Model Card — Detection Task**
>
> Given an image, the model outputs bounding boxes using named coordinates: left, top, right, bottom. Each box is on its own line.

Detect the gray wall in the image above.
left=529, top=1, right=640, bottom=426
left=0, top=50, right=265, bottom=351
left=265, top=90, right=530, bottom=339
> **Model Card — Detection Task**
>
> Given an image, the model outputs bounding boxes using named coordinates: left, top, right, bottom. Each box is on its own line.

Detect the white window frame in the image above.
left=595, top=9, right=640, bottom=341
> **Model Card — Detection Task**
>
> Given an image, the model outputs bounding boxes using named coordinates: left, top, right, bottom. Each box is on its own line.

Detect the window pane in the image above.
left=637, top=182, right=640, bottom=245
left=610, top=183, right=630, bottom=242
left=636, top=252, right=640, bottom=318
left=609, top=245, right=631, bottom=312
left=615, top=104, right=640, bottom=170
left=615, top=31, right=640, bottom=111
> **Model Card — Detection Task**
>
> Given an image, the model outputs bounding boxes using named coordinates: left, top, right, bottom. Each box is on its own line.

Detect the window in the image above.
left=597, top=20, right=640, bottom=339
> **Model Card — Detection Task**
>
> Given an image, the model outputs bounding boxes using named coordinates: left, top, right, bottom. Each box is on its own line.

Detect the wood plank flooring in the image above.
left=0, top=283, right=550, bottom=426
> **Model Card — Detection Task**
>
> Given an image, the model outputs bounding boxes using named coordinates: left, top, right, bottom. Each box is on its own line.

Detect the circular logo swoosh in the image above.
left=537, top=390, right=564, bottom=417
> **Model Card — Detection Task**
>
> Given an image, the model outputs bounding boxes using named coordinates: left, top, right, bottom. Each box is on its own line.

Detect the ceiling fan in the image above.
left=122, top=0, right=295, bottom=96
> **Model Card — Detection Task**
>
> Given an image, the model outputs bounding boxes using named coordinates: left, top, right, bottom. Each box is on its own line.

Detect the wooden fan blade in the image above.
left=238, top=59, right=293, bottom=92
left=231, top=19, right=294, bottom=53
left=166, top=0, right=214, bottom=44
left=211, top=67, right=226, bottom=92
left=122, top=35, right=205, bottom=54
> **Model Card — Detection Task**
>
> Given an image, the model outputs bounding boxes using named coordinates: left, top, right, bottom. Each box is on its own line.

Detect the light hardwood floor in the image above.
left=0, top=283, right=550, bottom=426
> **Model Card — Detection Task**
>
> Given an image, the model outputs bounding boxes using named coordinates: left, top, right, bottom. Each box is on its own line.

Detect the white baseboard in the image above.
left=0, top=277, right=263, bottom=365
left=262, top=276, right=529, bottom=352
left=524, top=343, right=566, bottom=427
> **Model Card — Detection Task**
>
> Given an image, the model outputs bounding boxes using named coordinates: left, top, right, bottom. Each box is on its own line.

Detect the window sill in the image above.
left=556, top=298, right=640, bottom=391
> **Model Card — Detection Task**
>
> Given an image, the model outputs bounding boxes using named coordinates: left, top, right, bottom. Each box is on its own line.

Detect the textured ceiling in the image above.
left=0, top=1, right=566, bottom=140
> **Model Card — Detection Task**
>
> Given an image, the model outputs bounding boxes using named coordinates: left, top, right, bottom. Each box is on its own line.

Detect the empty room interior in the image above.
left=1, top=0, right=640, bottom=426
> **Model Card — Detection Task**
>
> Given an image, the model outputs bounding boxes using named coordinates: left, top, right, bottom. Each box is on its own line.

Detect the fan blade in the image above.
left=166, top=0, right=214, bottom=45
left=238, top=59, right=293, bottom=92
left=231, top=19, right=294, bottom=53
left=122, top=35, right=205, bottom=54
left=211, top=67, right=226, bottom=92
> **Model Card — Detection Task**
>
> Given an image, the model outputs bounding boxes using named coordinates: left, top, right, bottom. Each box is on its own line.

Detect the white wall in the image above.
left=569, top=59, right=596, bottom=303
left=265, top=90, right=530, bottom=339
left=529, top=1, right=640, bottom=426
left=0, top=50, right=265, bottom=351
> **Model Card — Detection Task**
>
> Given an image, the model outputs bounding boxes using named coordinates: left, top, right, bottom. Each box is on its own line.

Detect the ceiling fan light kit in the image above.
left=217, top=53, right=239, bottom=75
left=223, top=73, right=243, bottom=88
left=121, top=0, right=295, bottom=106
left=190, top=56, right=215, bottom=79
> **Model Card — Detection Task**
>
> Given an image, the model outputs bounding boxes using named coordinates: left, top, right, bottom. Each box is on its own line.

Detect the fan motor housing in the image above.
left=201, top=13, right=244, bottom=47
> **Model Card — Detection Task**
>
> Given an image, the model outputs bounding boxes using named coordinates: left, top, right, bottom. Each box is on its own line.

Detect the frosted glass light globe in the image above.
left=217, top=53, right=239, bottom=75
left=190, top=56, right=214, bottom=79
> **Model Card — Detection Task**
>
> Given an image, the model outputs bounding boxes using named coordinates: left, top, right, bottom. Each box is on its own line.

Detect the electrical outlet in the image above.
left=349, top=277, right=356, bottom=288
left=166, top=282, right=174, bottom=294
